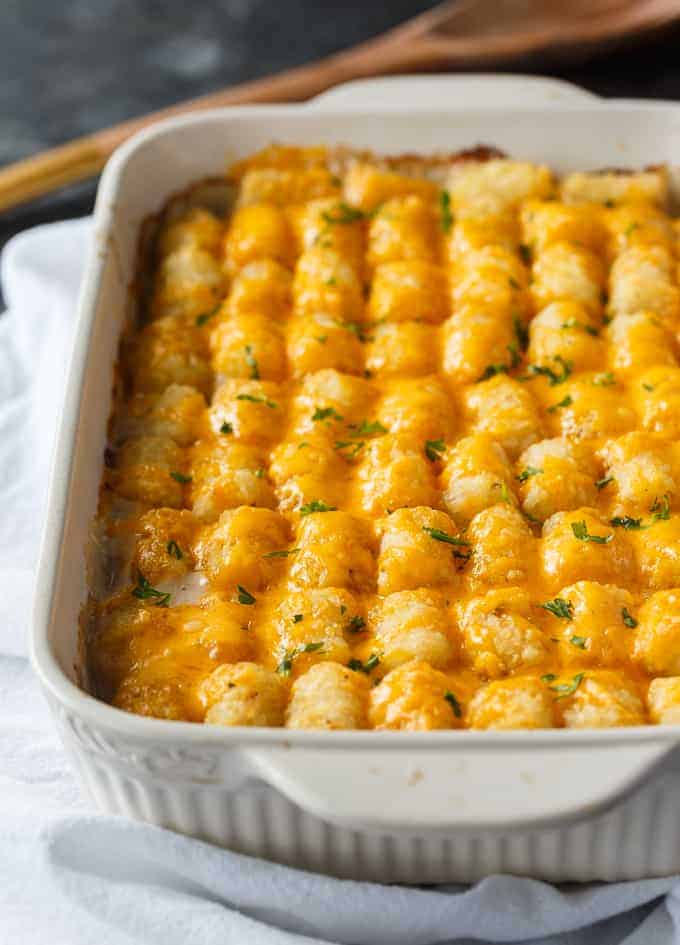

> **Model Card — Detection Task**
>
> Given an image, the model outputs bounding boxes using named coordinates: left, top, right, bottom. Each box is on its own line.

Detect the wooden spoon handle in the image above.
left=0, top=35, right=440, bottom=214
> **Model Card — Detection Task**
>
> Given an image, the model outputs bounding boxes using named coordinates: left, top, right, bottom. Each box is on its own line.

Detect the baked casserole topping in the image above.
left=89, top=145, right=680, bottom=731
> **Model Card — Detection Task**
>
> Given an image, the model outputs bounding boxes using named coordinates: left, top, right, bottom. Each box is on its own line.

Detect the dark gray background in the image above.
left=2, top=0, right=680, bottom=247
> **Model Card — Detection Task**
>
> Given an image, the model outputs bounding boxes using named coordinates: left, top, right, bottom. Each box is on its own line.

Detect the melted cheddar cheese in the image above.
left=90, top=146, right=680, bottom=731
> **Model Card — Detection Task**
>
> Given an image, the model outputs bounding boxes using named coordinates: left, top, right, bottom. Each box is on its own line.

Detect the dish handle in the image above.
left=245, top=739, right=673, bottom=832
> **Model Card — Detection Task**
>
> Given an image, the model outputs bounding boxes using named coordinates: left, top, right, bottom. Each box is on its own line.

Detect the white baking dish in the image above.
left=30, top=75, right=680, bottom=883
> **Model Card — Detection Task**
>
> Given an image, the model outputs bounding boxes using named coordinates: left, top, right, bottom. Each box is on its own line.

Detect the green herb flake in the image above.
left=293, top=614, right=304, bottom=623
left=513, top=315, right=529, bottom=352
left=508, top=276, right=520, bottom=290
left=321, top=202, right=365, bottom=225
left=348, top=653, right=380, bottom=675
left=132, top=575, right=171, bottom=607
left=479, top=363, right=509, bottom=381
left=517, top=466, right=543, bottom=483
left=195, top=303, right=221, bottom=327
left=547, top=394, right=573, bottom=413
left=334, top=439, right=365, bottom=460
left=244, top=345, right=260, bottom=380
left=276, top=640, right=325, bottom=676
left=444, top=690, right=462, bottom=719
left=170, top=471, right=192, bottom=484
left=595, top=476, right=614, bottom=491
left=560, top=319, right=599, bottom=336
left=235, top=393, right=278, bottom=409
left=541, top=597, right=574, bottom=621
left=166, top=540, right=183, bottom=560
left=625, top=222, right=640, bottom=237
left=312, top=406, right=344, bottom=422
left=347, top=615, right=366, bottom=634
left=570, top=635, right=588, bottom=650
left=439, top=189, right=453, bottom=234
left=642, top=382, right=655, bottom=392
left=219, top=421, right=233, bottom=435
left=519, top=243, right=531, bottom=265
left=571, top=520, right=613, bottom=544
left=622, top=607, right=638, bottom=628
left=424, top=438, right=446, bottom=462
left=651, top=495, right=671, bottom=521
left=348, top=419, right=387, bottom=437
left=262, top=547, right=300, bottom=559
left=299, top=500, right=337, bottom=516
left=236, top=585, right=256, bottom=605
left=541, top=673, right=558, bottom=683
left=593, top=372, right=616, bottom=387
left=610, top=516, right=643, bottom=530
left=315, top=334, right=328, bottom=343
left=546, top=672, right=585, bottom=700
left=529, top=355, right=573, bottom=386
left=422, top=526, right=469, bottom=547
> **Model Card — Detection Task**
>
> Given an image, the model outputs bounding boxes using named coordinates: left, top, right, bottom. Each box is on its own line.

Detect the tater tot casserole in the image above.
left=88, top=143, right=680, bottom=733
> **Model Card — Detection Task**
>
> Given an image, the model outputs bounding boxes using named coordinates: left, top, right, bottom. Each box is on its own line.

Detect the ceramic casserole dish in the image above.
left=30, top=75, right=680, bottom=883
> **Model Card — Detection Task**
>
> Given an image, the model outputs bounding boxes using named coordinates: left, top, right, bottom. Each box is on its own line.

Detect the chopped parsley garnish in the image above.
left=219, top=421, right=233, bottom=435
left=334, top=439, right=365, bottom=460
left=529, top=355, right=572, bottom=386
left=424, top=438, right=446, bottom=462
left=560, top=319, right=599, bottom=336
left=625, top=222, right=640, bottom=237
left=642, top=382, right=655, bottom=392
left=439, top=189, right=453, bottom=234
left=195, top=303, right=221, bottom=326
left=166, top=540, right=183, bottom=560
left=517, top=466, right=543, bottom=483
left=508, top=276, right=520, bottom=290
left=422, top=526, right=469, bottom=547
left=277, top=641, right=325, bottom=676
left=132, top=575, right=170, bottom=607
left=622, top=607, right=638, bottom=628
left=547, top=394, right=573, bottom=413
left=494, top=481, right=512, bottom=504
left=610, top=516, right=643, bottom=530
left=254, top=468, right=264, bottom=478
left=593, top=372, right=616, bottom=387
left=347, top=615, right=366, bottom=633
left=545, top=672, right=585, bottom=699
left=541, top=673, right=558, bottom=683
left=596, top=476, right=614, bottom=491
left=348, top=419, right=388, bottom=437
left=444, top=690, right=462, bottom=718
left=293, top=613, right=304, bottom=623
left=236, top=585, right=256, bottom=605
left=244, top=345, right=260, bottom=379
left=571, top=520, right=613, bottom=544
left=312, top=406, right=344, bottom=422
left=651, top=495, right=671, bottom=521
left=348, top=653, right=380, bottom=674
left=321, top=202, right=365, bottom=225
left=541, top=597, right=573, bottom=621
left=299, top=500, right=337, bottom=515
left=235, top=393, right=278, bottom=409
left=170, top=471, right=192, bottom=484
left=513, top=314, right=529, bottom=352
left=519, top=243, right=531, bottom=264
left=570, top=635, right=588, bottom=650
left=262, top=547, right=300, bottom=559
left=480, top=363, right=509, bottom=381
left=315, top=334, right=328, bottom=343
left=337, top=320, right=372, bottom=343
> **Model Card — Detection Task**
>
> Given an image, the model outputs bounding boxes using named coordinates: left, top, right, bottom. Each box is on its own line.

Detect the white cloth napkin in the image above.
left=3, top=218, right=680, bottom=944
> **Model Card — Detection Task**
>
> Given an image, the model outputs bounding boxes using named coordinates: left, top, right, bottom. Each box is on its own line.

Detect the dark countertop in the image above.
left=2, top=0, right=680, bottom=248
